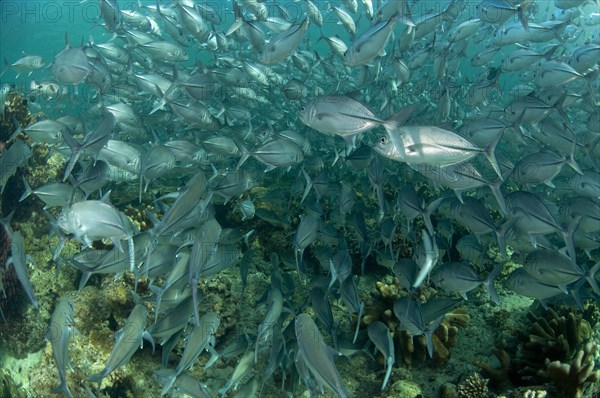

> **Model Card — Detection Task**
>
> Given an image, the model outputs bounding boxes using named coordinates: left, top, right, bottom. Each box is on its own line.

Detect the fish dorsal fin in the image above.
left=64, top=32, right=71, bottom=49
left=99, top=190, right=113, bottom=205
left=345, top=90, right=362, bottom=100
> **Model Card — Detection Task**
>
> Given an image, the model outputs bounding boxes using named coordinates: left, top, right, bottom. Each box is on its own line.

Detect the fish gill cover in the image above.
left=0, top=0, right=599, bottom=397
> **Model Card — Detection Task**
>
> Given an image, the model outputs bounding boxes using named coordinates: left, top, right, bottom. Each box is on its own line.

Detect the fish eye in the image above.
left=379, top=136, right=387, bottom=144
left=300, top=106, right=305, bottom=112
left=343, top=51, right=347, bottom=57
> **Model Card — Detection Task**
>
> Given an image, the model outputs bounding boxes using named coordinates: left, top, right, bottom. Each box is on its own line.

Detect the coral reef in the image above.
left=475, top=342, right=511, bottom=390
left=0, top=92, right=34, bottom=142
left=0, top=369, right=26, bottom=398
left=0, top=224, right=22, bottom=320
left=545, top=342, right=599, bottom=398
left=457, top=373, right=489, bottom=398
left=124, top=203, right=154, bottom=232
left=397, top=309, right=469, bottom=367
left=514, top=307, right=592, bottom=385
left=363, top=276, right=470, bottom=367
left=521, top=390, right=547, bottom=398
left=476, top=305, right=600, bottom=396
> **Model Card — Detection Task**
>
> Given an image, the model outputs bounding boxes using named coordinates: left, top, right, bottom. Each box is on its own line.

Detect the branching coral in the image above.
left=514, top=307, right=592, bottom=385
left=475, top=342, right=511, bottom=390
left=545, top=342, right=599, bottom=398
left=477, top=305, right=599, bottom=396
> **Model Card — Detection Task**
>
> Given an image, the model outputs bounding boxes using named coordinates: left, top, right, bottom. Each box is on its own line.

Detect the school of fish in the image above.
left=0, top=0, right=599, bottom=397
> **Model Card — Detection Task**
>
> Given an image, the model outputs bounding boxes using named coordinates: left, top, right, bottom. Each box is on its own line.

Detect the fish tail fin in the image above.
left=78, top=270, right=92, bottom=290
left=128, top=235, right=135, bottom=273
left=0, top=58, right=9, bottom=78
left=554, top=92, right=570, bottom=123
left=52, top=382, right=74, bottom=398
left=494, top=223, right=509, bottom=260
left=483, top=138, right=503, bottom=181
left=148, top=284, right=163, bottom=322
left=425, top=317, right=444, bottom=357
left=584, top=134, right=600, bottom=170
left=158, top=369, right=177, bottom=397
left=517, top=0, right=530, bottom=31
left=87, top=370, right=107, bottom=383
left=149, top=85, right=171, bottom=115
left=332, top=146, right=342, bottom=166
left=61, top=129, right=82, bottom=182
left=424, top=197, right=444, bottom=237
left=139, top=169, right=144, bottom=205
left=19, top=176, right=32, bottom=202
left=384, top=103, right=418, bottom=129
left=234, top=139, right=250, bottom=170
left=300, top=168, right=312, bottom=204
left=586, top=262, right=600, bottom=296
left=9, top=116, right=23, bottom=141
left=566, top=152, right=583, bottom=175
left=192, top=282, right=201, bottom=326
left=562, top=218, right=579, bottom=262
left=484, top=262, right=504, bottom=305
left=489, top=179, right=507, bottom=216
left=562, top=127, right=583, bottom=175
left=352, top=301, right=364, bottom=344
left=412, top=229, right=437, bottom=288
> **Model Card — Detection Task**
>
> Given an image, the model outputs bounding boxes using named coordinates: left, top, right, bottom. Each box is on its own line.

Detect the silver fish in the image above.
left=51, top=35, right=91, bottom=84
left=367, top=321, right=395, bottom=390
left=6, top=230, right=39, bottom=310
left=88, top=303, right=153, bottom=383
left=0, top=140, right=32, bottom=194
left=47, top=299, right=77, bottom=398
left=299, top=95, right=383, bottom=152
left=431, top=261, right=502, bottom=304
left=57, top=193, right=136, bottom=271
left=260, top=18, right=309, bottom=64
left=2, top=54, right=46, bottom=77
left=374, top=125, right=502, bottom=179
left=343, top=16, right=399, bottom=67
left=295, top=313, right=349, bottom=398
left=160, top=312, right=220, bottom=396
left=523, top=249, right=600, bottom=295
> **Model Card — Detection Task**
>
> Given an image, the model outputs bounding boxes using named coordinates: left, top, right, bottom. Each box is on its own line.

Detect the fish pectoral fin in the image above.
left=315, top=112, right=335, bottom=121
left=143, top=331, right=155, bottom=353
left=337, top=111, right=384, bottom=124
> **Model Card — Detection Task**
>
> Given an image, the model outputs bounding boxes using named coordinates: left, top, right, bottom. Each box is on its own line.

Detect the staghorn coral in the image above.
left=545, top=342, right=600, bottom=398
left=457, top=373, right=489, bottom=398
